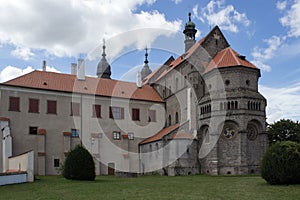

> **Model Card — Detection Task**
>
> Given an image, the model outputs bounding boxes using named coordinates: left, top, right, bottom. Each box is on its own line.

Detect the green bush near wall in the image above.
left=63, top=145, right=95, bottom=181
left=261, top=141, right=300, bottom=185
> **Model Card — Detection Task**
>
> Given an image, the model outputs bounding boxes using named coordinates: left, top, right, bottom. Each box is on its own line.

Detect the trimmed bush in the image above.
left=63, top=145, right=95, bottom=181
left=261, top=141, right=300, bottom=185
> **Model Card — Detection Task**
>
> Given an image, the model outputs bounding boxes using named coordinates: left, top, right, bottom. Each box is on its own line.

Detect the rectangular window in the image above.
left=71, top=102, right=80, bottom=116
left=29, top=98, right=39, bottom=113
left=54, top=159, right=60, bottom=168
left=92, top=104, right=101, bottom=118
left=148, top=110, right=156, bottom=122
left=109, top=107, right=124, bottom=119
left=132, top=108, right=140, bottom=121
left=47, top=100, right=57, bottom=114
left=9, top=96, right=20, bottom=111
left=113, top=131, right=121, bottom=140
left=128, top=132, right=134, bottom=140
left=29, top=126, right=38, bottom=135
left=71, top=129, right=79, bottom=137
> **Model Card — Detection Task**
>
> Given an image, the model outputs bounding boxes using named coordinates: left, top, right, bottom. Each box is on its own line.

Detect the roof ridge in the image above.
left=228, top=47, right=242, bottom=65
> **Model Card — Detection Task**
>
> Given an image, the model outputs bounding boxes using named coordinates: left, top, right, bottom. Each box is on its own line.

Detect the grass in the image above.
left=0, top=175, right=299, bottom=200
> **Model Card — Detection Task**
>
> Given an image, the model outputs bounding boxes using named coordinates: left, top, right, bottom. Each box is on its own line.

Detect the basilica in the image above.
left=0, top=14, right=267, bottom=176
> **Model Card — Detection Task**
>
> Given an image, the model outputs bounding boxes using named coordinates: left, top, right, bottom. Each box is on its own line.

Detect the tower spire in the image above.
left=144, top=47, right=149, bottom=64
left=141, top=47, right=152, bottom=80
left=102, top=39, right=106, bottom=57
left=183, top=12, right=197, bottom=52
left=97, top=39, right=111, bottom=79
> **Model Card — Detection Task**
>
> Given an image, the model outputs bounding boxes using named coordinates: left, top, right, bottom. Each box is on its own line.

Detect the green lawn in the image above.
left=0, top=175, right=299, bottom=200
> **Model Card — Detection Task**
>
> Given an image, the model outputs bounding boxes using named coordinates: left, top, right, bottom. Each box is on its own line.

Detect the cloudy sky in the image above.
left=0, top=0, right=299, bottom=123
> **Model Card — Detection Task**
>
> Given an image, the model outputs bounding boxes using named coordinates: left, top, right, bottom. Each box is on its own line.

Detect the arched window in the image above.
left=231, top=101, right=234, bottom=109
left=235, top=101, right=238, bottom=109
left=175, top=112, right=179, bottom=123
left=168, top=115, right=171, bottom=126
left=204, top=128, right=210, bottom=143
left=228, top=102, right=231, bottom=110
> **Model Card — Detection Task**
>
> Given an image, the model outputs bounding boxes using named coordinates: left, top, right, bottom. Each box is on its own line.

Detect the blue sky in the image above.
left=0, top=0, right=299, bottom=123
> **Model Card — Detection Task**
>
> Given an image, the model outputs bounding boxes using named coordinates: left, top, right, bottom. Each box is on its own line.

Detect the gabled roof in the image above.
left=143, top=26, right=257, bottom=83
left=205, top=47, right=256, bottom=73
left=1, top=71, right=164, bottom=103
left=139, top=123, right=180, bottom=145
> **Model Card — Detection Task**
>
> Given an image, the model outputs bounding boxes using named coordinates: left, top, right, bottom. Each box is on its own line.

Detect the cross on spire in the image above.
left=144, top=47, right=149, bottom=64
left=102, top=39, right=106, bottom=57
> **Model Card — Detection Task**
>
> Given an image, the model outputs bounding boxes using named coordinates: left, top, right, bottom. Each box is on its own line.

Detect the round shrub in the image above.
left=63, top=145, right=95, bottom=181
left=261, top=141, right=300, bottom=185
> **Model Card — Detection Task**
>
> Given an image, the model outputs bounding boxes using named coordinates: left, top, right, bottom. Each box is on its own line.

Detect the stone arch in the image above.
left=217, top=120, right=240, bottom=175
left=246, top=119, right=264, bottom=172
left=198, top=124, right=209, bottom=141
left=218, top=120, right=239, bottom=136
left=247, top=119, right=263, bottom=133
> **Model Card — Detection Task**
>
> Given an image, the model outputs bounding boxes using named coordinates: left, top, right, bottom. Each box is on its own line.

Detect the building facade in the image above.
left=0, top=14, right=267, bottom=176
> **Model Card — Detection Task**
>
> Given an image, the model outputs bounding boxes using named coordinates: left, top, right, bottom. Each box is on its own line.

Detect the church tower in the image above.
left=183, top=13, right=197, bottom=52
left=97, top=40, right=111, bottom=79
left=141, top=47, right=152, bottom=80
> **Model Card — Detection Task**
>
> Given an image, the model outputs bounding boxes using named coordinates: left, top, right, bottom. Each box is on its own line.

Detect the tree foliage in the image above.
left=261, top=141, right=300, bottom=185
left=267, top=119, right=300, bottom=144
left=63, top=145, right=95, bottom=181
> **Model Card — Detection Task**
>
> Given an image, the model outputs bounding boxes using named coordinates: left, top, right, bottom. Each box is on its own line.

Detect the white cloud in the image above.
left=279, top=0, right=300, bottom=37
left=171, top=0, right=182, bottom=4
left=0, top=66, right=34, bottom=82
left=259, top=83, right=300, bottom=123
left=251, top=60, right=271, bottom=72
left=193, top=0, right=250, bottom=33
left=11, top=46, right=34, bottom=60
left=0, top=0, right=180, bottom=59
left=0, top=65, right=60, bottom=83
left=277, top=1, right=287, bottom=10
left=251, top=35, right=284, bottom=71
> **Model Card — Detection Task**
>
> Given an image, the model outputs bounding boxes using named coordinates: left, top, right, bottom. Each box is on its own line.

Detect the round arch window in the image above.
left=247, top=126, right=258, bottom=141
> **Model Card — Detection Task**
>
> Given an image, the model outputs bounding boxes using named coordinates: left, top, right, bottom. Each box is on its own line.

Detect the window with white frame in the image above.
left=113, top=131, right=121, bottom=140
left=128, top=132, right=134, bottom=140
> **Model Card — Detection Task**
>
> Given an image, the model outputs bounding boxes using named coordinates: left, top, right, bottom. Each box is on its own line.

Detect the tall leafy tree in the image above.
left=268, top=119, right=300, bottom=144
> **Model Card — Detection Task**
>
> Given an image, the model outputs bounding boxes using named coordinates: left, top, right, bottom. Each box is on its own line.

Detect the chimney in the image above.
left=136, top=71, right=142, bottom=88
left=71, top=63, right=77, bottom=75
left=77, top=58, right=85, bottom=80
left=42, top=60, right=46, bottom=71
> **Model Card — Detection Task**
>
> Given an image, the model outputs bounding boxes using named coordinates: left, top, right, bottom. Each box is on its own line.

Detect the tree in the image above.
left=261, top=141, right=300, bottom=185
left=267, top=119, right=300, bottom=145
left=63, top=145, right=95, bottom=181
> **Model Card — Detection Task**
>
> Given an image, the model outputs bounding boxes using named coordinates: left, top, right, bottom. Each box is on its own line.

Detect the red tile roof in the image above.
left=143, top=26, right=257, bottom=83
left=168, top=131, right=194, bottom=140
left=139, top=123, right=180, bottom=145
left=2, top=71, right=163, bottom=103
left=205, top=47, right=257, bottom=73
